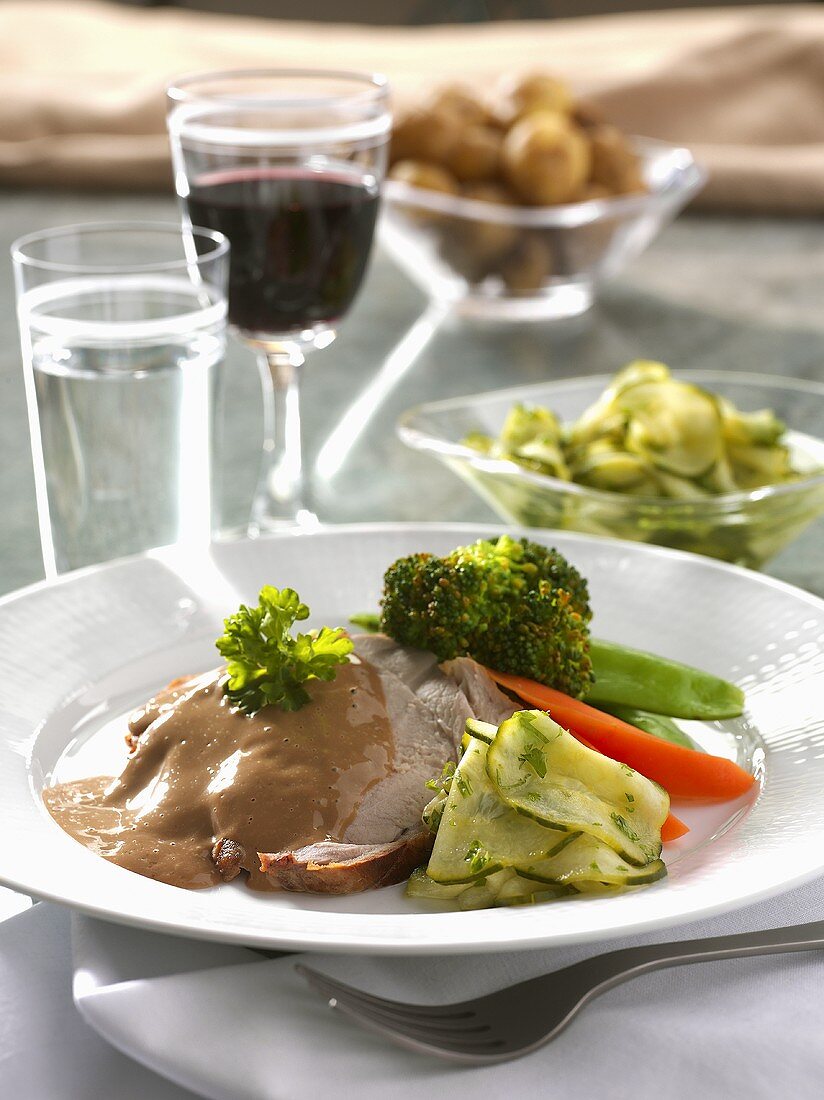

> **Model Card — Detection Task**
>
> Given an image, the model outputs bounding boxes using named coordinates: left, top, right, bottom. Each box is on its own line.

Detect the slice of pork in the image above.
left=259, top=832, right=433, bottom=894
left=339, top=636, right=473, bottom=846
left=258, top=636, right=514, bottom=893
left=441, top=656, right=520, bottom=726
left=354, top=633, right=475, bottom=742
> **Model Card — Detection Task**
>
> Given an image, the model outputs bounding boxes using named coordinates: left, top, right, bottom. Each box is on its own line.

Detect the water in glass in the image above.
left=19, top=272, right=226, bottom=572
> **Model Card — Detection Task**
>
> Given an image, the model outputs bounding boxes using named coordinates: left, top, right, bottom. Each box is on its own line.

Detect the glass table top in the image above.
left=1, top=190, right=823, bottom=597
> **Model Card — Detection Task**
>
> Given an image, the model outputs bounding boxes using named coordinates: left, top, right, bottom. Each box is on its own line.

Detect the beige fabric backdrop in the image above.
left=2, top=1, right=824, bottom=210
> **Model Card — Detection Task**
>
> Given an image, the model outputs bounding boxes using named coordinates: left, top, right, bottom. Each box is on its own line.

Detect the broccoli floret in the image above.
left=379, top=536, right=593, bottom=698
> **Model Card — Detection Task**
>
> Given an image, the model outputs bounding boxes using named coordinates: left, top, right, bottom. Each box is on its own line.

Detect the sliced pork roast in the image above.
left=258, top=635, right=519, bottom=893
left=441, top=656, right=520, bottom=727
left=259, top=834, right=434, bottom=894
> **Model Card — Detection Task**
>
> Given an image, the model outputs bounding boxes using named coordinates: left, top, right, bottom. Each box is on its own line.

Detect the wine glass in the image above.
left=166, top=69, right=390, bottom=529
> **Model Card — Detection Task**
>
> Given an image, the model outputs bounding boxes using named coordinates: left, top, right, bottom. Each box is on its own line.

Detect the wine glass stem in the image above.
left=253, top=345, right=308, bottom=528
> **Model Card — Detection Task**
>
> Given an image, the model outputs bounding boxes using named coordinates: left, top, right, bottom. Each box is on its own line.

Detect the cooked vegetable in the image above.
left=487, top=711, right=669, bottom=865
left=465, top=717, right=690, bottom=841
left=502, top=111, right=591, bottom=205
left=425, top=734, right=572, bottom=884
left=517, top=832, right=666, bottom=887
left=499, top=235, right=555, bottom=292
left=660, top=812, right=689, bottom=842
left=379, top=535, right=593, bottom=698
left=597, top=703, right=700, bottom=751
left=348, top=612, right=381, bottom=633
left=406, top=867, right=469, bottom=902
left=464, top=717, right=498, bottom=744
left=407, top=866, right=574, bottom=908
left=505, top=72, right=575, bottom=119
left=463, top=361, right=804, bottom=499
left=456, top=181, right=520, bottom=263
left=491, top=873, right=573, bottom=906
left=390, top=74, right=646, bottom=211
left=411, top=714, right=668, bottom=910
left=445, top=125, right=503, bottom=183
left=388, top=159, right=459, bottom=195
left=589, top=638, right=744, bottom=720
left=618, top=376, right=722, bottom=478
left=588, top=124, right=646, bottom=195
left=496, top=403, right=569, bottom=478
left=390, top=104, right=464, bottom=164
left=216, top=587, right=353, bottom=715
left=486, top=670, right=756, bottom=802
left=376, top=535, right=740, bottom=717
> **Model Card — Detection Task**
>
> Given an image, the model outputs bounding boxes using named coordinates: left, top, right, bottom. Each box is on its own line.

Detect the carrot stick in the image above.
left=561, top=719, right=689, bottom=841
left=487, top=669, right=755, bottom=802
left=660, top=813, right=689, bottom=842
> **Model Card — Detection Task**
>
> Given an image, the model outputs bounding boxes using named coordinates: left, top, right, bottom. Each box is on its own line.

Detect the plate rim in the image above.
left=4, top=518, right=824, bottom=618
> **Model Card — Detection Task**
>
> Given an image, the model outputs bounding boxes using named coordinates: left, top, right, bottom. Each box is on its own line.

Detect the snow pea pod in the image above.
left=595, top=703, right=701, bottom=751
left=588, top=639, right=744, bottom=720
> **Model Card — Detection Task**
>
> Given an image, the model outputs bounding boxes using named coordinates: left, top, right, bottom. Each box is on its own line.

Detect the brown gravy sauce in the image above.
left=44, top=658, right=394, bottom=890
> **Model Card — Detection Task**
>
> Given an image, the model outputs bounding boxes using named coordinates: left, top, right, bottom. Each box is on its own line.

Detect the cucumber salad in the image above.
left=411, top=713, right=668, bottom=909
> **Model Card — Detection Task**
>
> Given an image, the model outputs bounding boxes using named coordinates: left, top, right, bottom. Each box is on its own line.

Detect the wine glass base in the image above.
left=248, top=508, right=321, bottom=536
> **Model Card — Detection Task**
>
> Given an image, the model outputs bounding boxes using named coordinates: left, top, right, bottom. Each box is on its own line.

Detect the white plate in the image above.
left=1, top=524, right=823, bottom=955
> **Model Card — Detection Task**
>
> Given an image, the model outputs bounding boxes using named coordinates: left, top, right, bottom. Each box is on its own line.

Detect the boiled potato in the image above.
left=389, top=159, right=459, bottom=195
left=574, top=182, right=613, bottom=202
left=436, top=183, right=517, bottom=282
left=445, top=124, right=503, bottom=182
left=389, top=71, right=643, bottom=239
left=455, top=181, right=519, bottom=258
left=502, top=111, right=591, bottom=205
left=390, top=105, right=462, bottom=164
left=589, top=124, right=647, bottom=195
left=572, top=99, right=606, bottom=131
left=437, top=230, right=494, bottom=284
left=429, top=84, right=492, bottom=126
left=504, top=72, right=574, bottom=118
left=499, top=234, right=553, bottom=291
left=460, top=180, right=518, bottom=205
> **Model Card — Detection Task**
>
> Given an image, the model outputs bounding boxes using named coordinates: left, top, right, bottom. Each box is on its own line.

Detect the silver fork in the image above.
left=297, top=920, right=824, bottom=1064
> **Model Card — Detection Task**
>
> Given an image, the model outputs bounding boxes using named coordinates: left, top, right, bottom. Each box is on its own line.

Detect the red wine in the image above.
left=187, top=167, right=380, bottom=335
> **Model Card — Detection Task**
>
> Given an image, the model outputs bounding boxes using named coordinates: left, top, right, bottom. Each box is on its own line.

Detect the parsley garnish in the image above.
left=495, top=767, right=527, bottom=791
left=426, top=760, right=456, bottom=793
left=518, top=742, right=548, bottom=778
left=216, top=586, right=353, bottom=715
left=611, top=812, right=641, bottom=844
left=456, top=772, right=473, bottom=798
left=465, top=840, right=491, bottom=876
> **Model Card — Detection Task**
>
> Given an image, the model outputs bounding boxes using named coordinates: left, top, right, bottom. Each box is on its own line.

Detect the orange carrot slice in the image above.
left=488, top=669, right=755, bottom=802
left=660, top=813, right=690, bottom=842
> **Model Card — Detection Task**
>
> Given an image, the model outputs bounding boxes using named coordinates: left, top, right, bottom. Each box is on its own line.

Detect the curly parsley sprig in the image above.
left=216, top=586, right=353, bottom=715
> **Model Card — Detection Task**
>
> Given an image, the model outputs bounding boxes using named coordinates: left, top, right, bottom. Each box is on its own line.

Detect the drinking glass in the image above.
left=166, top=68, right=390, bottom=529
left=12, top=222, right=229, bottom=576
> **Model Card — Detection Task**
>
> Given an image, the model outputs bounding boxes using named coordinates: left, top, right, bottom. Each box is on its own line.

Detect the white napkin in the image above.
left=63, top=877, right=824, bottom=1100
left=0, top=902, right=199, bottom=1099
left=2, top=886, right=822, bottom=1100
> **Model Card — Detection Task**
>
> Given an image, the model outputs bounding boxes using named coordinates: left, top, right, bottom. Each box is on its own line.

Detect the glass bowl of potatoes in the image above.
left=381, top=75, right=705, bottom=321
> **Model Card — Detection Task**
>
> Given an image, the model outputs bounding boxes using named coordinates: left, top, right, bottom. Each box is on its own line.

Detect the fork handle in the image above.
left=550, top=918, right=824, bottom=1000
